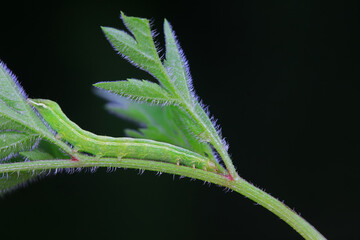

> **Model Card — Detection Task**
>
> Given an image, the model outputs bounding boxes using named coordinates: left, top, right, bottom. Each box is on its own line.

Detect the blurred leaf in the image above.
left=97, top=90, right=216, bottom=161
left=0, top=170, right=44, bottom=196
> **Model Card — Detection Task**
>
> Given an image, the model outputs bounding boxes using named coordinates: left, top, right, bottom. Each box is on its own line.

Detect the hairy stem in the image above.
left=0, top=158, right=325, bottom=240
left=180, top=102, right=239, bottom=179
left=228, top=177, right=326, bottom=240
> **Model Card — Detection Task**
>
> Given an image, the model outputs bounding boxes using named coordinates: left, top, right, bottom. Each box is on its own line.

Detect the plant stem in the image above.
left=0, top=158, right=326, bottom=240
left=213, top=143, right=240, bottom=180
left=228, top=177, right=326, bottom=240
left=180, top=102, right=239, bottom=179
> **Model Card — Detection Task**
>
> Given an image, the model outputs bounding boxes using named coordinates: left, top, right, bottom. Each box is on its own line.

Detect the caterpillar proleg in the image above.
left=29, top=99, right=227, bottom=175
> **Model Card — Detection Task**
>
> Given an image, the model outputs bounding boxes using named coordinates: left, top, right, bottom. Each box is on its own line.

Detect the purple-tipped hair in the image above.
left=0, top=59, right=28, bottom=100
left=163, top=21, right=196, bottom=99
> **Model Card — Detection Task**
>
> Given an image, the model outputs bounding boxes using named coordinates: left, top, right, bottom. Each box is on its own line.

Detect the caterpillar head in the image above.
left=28, top=98, right=63, bottom=122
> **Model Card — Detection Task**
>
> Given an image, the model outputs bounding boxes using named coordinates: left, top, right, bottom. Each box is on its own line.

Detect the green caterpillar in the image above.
left=29, top=99, right=227, bottom=175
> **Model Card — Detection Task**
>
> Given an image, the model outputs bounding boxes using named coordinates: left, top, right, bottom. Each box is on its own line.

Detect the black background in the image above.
left=0, top=1, right=359, bottom=239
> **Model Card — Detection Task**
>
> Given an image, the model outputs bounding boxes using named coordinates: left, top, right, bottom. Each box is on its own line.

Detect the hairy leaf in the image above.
left=94, top=79, right=179, bottom=105
left=163, top=20, right=193, bottom=103
left=97, top=13, right=229, bottom=168
left=0, top=61, right=45, bottom=161
left=101, top=12, right=175, bottom=93
left=20, top=140, right=70, bottom=161
left=0, top=132, right=40, bottom=161
left=0, top=61, right=71, bottom=194
left=0, top=170, right=44, bottom=196
left=0, top=64, right=51, bottom=133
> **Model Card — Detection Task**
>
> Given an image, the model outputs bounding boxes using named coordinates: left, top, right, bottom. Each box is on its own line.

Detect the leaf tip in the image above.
left=100, top=26, right=111, bottom=36
left=0, top=59, right=28, bottom=99
left=120, top=11, right=126, bottom=18
left=93, top=81, right=108, bottom=89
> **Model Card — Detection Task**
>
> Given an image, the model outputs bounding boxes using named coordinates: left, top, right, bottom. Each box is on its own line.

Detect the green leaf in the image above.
left=101, top=12, right=174, bottom=93
left=20, top=140, right=70, bottom=161
left=94, top=79, right=179, bottom=105
left=98, top=13, right=229, bottom=168
left=0, top=62, right=45, bottom=160
left=163, top=20, right=192, bottom=103
left=0, top=64, right=49, bottom=133
left=0, top=61, right=72, bottom=157
left=0, top=61, right=72, bottom=194
left=0, top=132, right=40, bottom=161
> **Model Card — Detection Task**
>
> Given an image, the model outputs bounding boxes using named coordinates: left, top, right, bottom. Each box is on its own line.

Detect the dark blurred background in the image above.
left=0, top=1, right=359, bottom=239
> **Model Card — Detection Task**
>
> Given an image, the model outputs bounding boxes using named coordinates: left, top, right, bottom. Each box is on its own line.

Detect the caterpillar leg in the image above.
left=72, top=147, right=79, bottom=153
left=94, top=154, right=103, bottom=161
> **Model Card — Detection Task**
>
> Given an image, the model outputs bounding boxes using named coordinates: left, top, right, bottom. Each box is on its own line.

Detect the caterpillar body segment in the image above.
left=29, top=99, right=227, bottom=175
